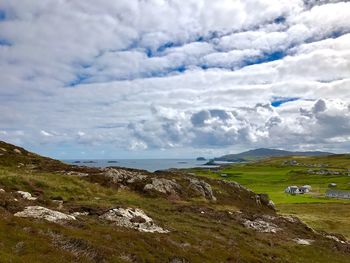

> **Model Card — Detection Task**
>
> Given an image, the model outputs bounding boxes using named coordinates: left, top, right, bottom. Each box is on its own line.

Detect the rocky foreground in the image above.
left=0, top=141, right=349, bottom=262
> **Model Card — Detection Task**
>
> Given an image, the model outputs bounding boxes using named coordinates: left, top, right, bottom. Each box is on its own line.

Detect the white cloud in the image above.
left=128, top=99, right=350, bottom=151
left=40, top=130, right=53, bottom=137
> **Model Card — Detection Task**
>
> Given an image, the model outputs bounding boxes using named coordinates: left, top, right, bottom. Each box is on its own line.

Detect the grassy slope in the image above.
left=190, top=155, right=350, bottom=238
left=1, top=142, right=350, bottom=262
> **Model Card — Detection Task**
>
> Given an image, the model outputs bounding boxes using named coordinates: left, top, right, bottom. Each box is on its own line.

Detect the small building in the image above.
left=285, top=186, right=300, bottom=195
left=325, top=190, right=350, bottom=199
left=299, top=185, right=312, bottom=193
left=329, top=183, right=337, bottom=188
left=283, top=160, right=298, bottom=166
left=285, top=185, right=311, bottom=195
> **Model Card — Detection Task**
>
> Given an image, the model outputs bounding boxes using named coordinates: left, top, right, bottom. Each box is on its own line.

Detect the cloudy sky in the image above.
left=1, top=0, right=350, bottom=159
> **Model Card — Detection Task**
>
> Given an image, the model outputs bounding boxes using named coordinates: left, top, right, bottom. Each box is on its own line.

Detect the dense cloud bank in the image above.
left=0, top=0, right=350, bottom=157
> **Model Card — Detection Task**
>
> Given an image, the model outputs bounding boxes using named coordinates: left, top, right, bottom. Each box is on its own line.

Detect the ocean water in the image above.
left=62, top=159, right=217, bottom=172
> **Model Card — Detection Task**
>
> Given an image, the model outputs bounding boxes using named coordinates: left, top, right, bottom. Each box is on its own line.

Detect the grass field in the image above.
left=189, top=155, right=350, bottom=238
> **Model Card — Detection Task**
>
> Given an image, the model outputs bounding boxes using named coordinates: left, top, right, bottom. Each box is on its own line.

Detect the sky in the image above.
left=0, top=0, right=350, bottom=159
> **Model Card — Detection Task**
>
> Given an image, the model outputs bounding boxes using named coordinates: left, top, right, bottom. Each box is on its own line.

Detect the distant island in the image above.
left=196, top=157, right=206, bottom=161
left=204, top=159, right=216, bottom=165
left=215, top=148, right=333, bottom=162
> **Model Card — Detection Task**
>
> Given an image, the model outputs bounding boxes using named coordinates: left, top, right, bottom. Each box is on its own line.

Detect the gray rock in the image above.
left=65, top=171, right=89, bottom=177
left=267, top=200, right=276, bottom=210
left=144, top=178, right=181, bottom=195
left=293, top=238, right=314, bottom=245
left=14, top=206, right=76, bottom=223
left=71, top=211, right=89, bottom=217
left=169, top=257, right=189, bottom=263
left=17, top=191, right=37, bottom=201
left=13, top=241, right=25, bottom=255
left=13, top=148, right=22, bottom=154
left=219, top=180, right=243, bottom=189
left=256, top=193, right=275, bottom=210
left=243, top=218, right=281, bottom=233
left=104, top=168, right=147, bottom=184
left=100, top=207, right=169, bottom=233
left=325, top=234, right=348, bottom=244
left=188, top=178, right=216, bottom=201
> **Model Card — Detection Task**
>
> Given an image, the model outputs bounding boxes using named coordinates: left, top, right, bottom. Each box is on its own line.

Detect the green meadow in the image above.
left=189, top=155, right=350, bottom=238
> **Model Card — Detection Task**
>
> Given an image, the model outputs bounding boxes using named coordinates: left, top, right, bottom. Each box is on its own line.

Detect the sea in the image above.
left=62, top=159, right=221, bottom=172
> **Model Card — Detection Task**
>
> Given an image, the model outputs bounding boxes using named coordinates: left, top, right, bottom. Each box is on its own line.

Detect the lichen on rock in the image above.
left=17, top=191, right=37, bottom=201
left=104, top=168, right=147, bottom=184
left=243, top=218, right=281, bottom=233
left=293, top=238, right=314, bottom=245
left=100, top=207, right=169, bottom=233
left=144, top=178, right=181, bottom=196
left=14, top=206, right=76, bottom=223
left=188, top=177, right=216, bottom=201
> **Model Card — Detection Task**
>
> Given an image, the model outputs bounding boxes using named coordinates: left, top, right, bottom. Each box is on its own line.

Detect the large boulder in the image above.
left=14, top=206, right=76, bottom=223
left=144, top=178, right=181, bottom=196
left=104, top=168, right=147, bottom=184
left=187, top=178, right=216, bottom=201
left=100, top=207, right=169, bottom=233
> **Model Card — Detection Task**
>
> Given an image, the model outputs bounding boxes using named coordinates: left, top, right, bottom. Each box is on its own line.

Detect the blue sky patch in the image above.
left=252, top=51, right=286, bottom=64
left=67, top=74, right=91, bottom=87
left=0, top=10, right=6, bottom=21
left=271, top=97, right=300, bottom=107
left=0, top=38, right=11, bottom=46
left=274, top=16, right=286, bottom=24
left=156, top=41, right=175, bottom=53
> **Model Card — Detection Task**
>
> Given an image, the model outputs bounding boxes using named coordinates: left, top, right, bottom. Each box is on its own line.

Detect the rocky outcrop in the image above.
left=14, top=206, right=76, bottom=223
left=71, top=211, right=89, bottom=217
left=256, top=194, right=275, bottom=210
left=267, top=200, right=276, bottom=210
left=13, top=148, right=22, bottom=154
left=65, top=171, right=89, bottom=177
left=104, top=168, right=147, bottom=184
left=144, top=178, right=181, bottom=196
left=325, top=234, right=349, bottom=244
left=17, top=191, right=37, bottom=201
left=242, top=218, right=281, bottom=233
left=188, top=177, right=216, bottom=201
left=293, top=238, right=314, bottom=245
left=100, top=207, right=169, bottom=233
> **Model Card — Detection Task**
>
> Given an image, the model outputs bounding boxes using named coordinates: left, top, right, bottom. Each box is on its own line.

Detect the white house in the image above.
left=300, top=185, right=312, bottom=193
left=285, top=185, right=311, bottom=195
left=285, top=186, right=300, bottom=194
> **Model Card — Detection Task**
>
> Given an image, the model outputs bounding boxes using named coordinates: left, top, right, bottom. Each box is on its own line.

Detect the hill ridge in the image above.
left=215, top=148, right=333, bottom=161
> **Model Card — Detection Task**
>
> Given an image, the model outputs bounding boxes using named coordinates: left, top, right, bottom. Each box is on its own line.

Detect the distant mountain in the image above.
left=215, top=148, right=333, bottom=162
